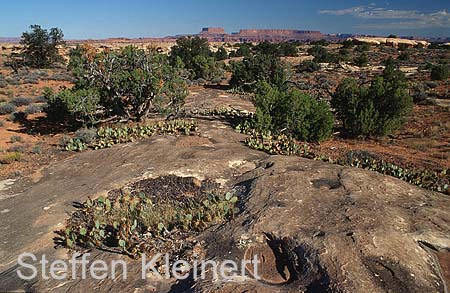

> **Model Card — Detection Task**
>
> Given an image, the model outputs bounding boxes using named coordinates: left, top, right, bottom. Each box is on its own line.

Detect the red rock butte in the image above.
left=200, top=27, right=226, bottom=35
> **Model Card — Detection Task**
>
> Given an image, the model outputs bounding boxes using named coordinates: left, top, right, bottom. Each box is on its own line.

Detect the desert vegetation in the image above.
left=169, top=36, right=225, bottom=81
left=230, top=53, right=289, bottom=91
left=63, top=119, right=197, bottom=151
left=58, top=176, right=238, bottom=258
left=0, top=24, right=449, bottom=195
left=45, top=45, right=189, bottom=125
left=332, top=64, right=413, bottom=137
left=7, top=25, right=65, bottom=70
left=251, top=81, right=333, bottom=142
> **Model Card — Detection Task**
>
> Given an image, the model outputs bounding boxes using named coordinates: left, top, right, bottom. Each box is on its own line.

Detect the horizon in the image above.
left=0, top=0, right=449, bottom=39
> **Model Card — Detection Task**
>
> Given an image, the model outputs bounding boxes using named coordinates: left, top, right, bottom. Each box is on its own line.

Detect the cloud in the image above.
left=319, top=6, right=366, bottom=16
left=319, top=5, right=450, bottom=29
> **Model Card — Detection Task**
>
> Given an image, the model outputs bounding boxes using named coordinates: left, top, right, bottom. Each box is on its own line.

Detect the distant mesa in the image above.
left=0, top=37, right=21, bottom=44
left=200, top=27, right=226, bottom=35
left=2, top=28, right=445, bottom=45
left=197, top=27, right=325, bottom=42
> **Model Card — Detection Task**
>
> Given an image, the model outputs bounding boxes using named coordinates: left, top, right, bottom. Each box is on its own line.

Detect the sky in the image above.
left=0, top=0, right=449, bottom=39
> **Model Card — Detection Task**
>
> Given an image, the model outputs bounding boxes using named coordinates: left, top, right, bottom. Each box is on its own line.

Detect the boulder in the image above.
left=194, top=156, right=450, bottom=292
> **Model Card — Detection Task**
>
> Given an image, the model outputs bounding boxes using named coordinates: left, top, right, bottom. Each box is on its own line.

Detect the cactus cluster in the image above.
left=245, top=130, right=449, bottom=195
left=63, top=119, right=198, bottom=151
left=58, top=183, right=238, bottom=258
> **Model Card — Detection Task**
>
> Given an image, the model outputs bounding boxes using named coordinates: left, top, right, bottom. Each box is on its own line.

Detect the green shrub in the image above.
left=7, top=111, right=27, bottom=122
left=230, top=53, right=288, bottom=91
left=74, top=128, right=97, bottom=144
left=19, top=25, right=65, bottom=68
left=49, top=72, right=75, bottom=82
left=425, top=81, right=438, bottom=88
left=191, top=55, right=224, bottom=81
left=253, top=81, right=333, bottom=142
left=6, top=77, right=20, bottom=86
left=10, top=135, right=23, bottom=143
left=277, top=42, right=298, bottom=57
left=333, top=78, right=375, bottom=136
left=169, top=36, right=210, bottom=66
left=310, top=39, right=330, bottom=46
left=7, top=145, right=28, bottom=153
left=307, top=45, right=337, bottom=63
left=0, top=77, right=7, bottom=88
left=11, top=97, right=32, bottom=106
left=233, top=43, right=253, bottom=57
left=31, top=144, right=42, bottom=154
left=398, top=51, right=410, bottom=61
left=253, top=42, right=298, bottom=57
left=8, top=111, right=27, bottom=122
left=411, top=83, right=428, bottom=104
left=48, top=45, right=188, bottom=124
left=341, top=39, right=356, bottom=49
left=338, top=48, right=351, bottom=62
left=354, top=53, right=369, bottom=67
left=23, top=77, right=39, bottom=84
left=46, top=87, right=100, bottom=124
left=33, top=95, right=48, bottom=103
left=377, top=65, right=413, bottom=134
left=0, top=103, right=17, bottom=114
left=397, top=43, right=409, bottom=51
left=383, top=57, right=397, bottom=67
left=296, top=60, right=320, bottom=73
left=332, top=65, right=412, bottom=137
left=355, top=43, right=370, bottom=52
left=169, top=36, right=222, bottom=80
left=215, top=46, right=228, bottom=60
left=0, top=152, right=21, bottom=164
left=253, top=41, right=280, bottom=55
left=431, top=64, right=449, bottom=80
left=24, top=104, right=43, bottom=114
left=428, top=43, right=450, bottom=50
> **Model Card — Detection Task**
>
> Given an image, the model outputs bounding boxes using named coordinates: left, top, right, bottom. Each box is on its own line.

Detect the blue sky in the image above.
left=0, top=0, right=449, bottom=39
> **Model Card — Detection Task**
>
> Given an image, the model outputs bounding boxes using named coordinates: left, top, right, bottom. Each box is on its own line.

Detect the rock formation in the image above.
left=351, top=37, right=430, bottom=48
left=199, top=27, right=226, bottom=35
